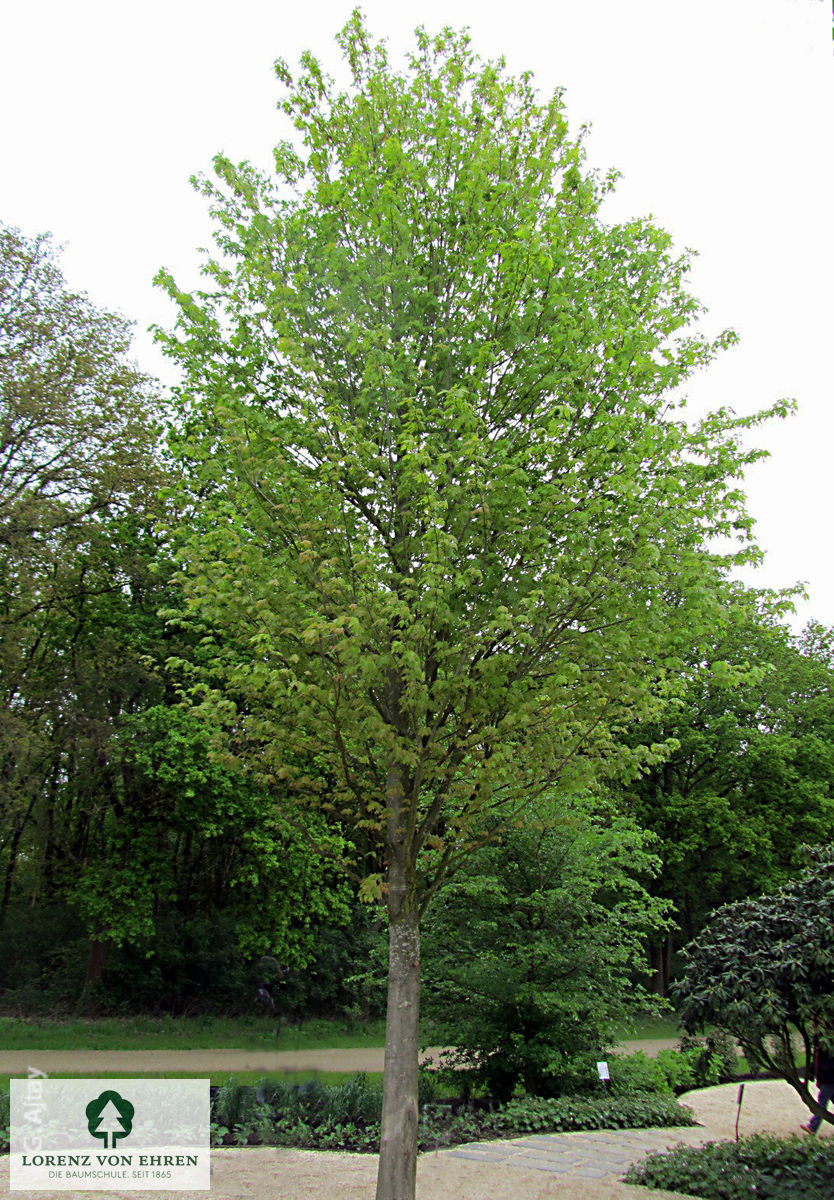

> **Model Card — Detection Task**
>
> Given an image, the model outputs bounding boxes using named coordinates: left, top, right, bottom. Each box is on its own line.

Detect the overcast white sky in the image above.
left=2, top=0, right=831, bottom=628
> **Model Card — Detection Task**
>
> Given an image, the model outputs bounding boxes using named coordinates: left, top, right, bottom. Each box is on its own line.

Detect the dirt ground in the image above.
left=187, top=1079, right=834, bottom=1200
left=2, top=1044, right=830, bottom=1199
left=3, top=1077, right=829, bottom=1200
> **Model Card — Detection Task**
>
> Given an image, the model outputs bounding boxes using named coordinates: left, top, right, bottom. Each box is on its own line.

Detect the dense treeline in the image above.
left=0, top=225, right=356, bottom=1015
left=620, top=593, right=834, bottom=991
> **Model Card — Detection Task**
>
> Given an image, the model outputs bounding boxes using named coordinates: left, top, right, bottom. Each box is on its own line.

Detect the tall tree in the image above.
left=157, top=17, right=788, bottom=1198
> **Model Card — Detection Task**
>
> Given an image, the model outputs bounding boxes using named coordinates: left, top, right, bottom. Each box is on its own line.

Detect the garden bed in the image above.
left=209, top=1074, right=696, bottom=1153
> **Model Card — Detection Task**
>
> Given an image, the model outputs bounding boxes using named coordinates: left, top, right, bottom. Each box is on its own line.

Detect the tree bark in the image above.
left=648, top=937, right=673, bottom=996
left=376, top=768, right=420, bottom=1200
left=648, top=942, right=665, bottom=995
left=79, top=935, right=112, bottom=1014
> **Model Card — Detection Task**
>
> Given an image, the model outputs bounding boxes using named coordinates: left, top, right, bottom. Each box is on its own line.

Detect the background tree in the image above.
left=422, top=794, right=671, bottom=1101
left=0, top=221, right=163, bottom=981
left=0, top=224, right=354, bottom=1013
left=156, top=16, right=788, bottom=1198
left=618, top=588, right=834, bottom=991
left=675, top=846, right=834, bottom=1130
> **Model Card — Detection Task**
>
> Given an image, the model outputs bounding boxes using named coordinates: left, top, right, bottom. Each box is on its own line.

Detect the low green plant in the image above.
left=626, top=1134, right=834, bottom=1199
left=209, top=1122, right=229, bottom=1147
left=0, top=1089, right=9, bottom=1154
left=209, top=1075, right=694, bottom=1151
left=211, top=1078, right=261, bottom=1129
left=494, top=1093, right=696, bottom=1135
left=320, top=1073, right=383, bottom=1124
left=312, top=1121, right=381, bottom=1152
left=291, top=1078, right=327, bottom=1120
left=254, top=1077, right=307, bottom=1119
left=230, top=1106, right=276, bottom=1146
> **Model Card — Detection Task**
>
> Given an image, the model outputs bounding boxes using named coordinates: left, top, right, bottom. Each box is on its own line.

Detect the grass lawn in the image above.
left=0, top=1011, right=686, bottom=1098
left=0, top=1011, right=679, bottom=1053
left=0, top=1014, right=386, bottom=1052
left=0, top=1068, right=383, bottom=1093
left=617, top=1013, right=683, bottom=1041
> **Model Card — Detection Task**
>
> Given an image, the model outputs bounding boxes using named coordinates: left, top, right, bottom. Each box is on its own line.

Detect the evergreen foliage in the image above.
left=675, top=845, right=834, bottom=1128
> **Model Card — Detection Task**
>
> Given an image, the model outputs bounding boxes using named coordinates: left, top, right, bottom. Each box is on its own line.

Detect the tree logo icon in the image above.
left=85, top=1090, right=135, bottom=1148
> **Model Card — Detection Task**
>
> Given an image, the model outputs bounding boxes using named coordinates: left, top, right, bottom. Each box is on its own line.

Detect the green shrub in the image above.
left=608, top=1047, right=707, bottom=1096
left=421, top=803, right=672, bottom=1102
left=606, top=1042, right=738, bottom=1098
left=626, top=1134, right=834, bottom=1199
left=495, top=1093, right=696, bottom=1135
left=608, top=1050, right=674, bottom=1095
left=210, top=1076, right=694, bottom=1152
left=253, top=1076, right=327, bottom=1122
left=678, top=1030, right=740, bottom=1086
left=417, top=1064, right=438, bottom=1106
left=254, top=1077, right=306, bottom=1120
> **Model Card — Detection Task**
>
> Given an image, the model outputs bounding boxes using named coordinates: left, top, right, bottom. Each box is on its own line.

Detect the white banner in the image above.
left=10, top=1078, right=210, bottom=1191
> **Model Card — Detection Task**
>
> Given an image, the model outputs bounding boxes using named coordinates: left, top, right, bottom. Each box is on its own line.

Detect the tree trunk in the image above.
left=0, top=793, right=38, bottom=929
left=78, top=935, right=111, bottom=1014
left=376, top=768, right=420, bottom=1200
left=376, top=894, right=420, bottom=1200
left=648, top=942, right=665, bottom=995
left=648, top=937, right=674, bottom=996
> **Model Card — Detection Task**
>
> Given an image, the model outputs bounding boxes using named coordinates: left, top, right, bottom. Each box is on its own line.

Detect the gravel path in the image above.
left=0, top=1038, right=679, bottom=1077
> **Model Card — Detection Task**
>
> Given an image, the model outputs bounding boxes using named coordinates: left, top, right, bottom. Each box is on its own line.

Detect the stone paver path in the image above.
left=440, top=1077, right=834, bottom=1184
left=443, top=1125, right=708, bottom=1182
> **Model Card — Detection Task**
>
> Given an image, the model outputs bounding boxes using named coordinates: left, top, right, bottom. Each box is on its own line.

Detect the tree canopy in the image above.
left=156, top=15, right=789, bottom=1198
left=0, top=221, right=163, bottom=953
